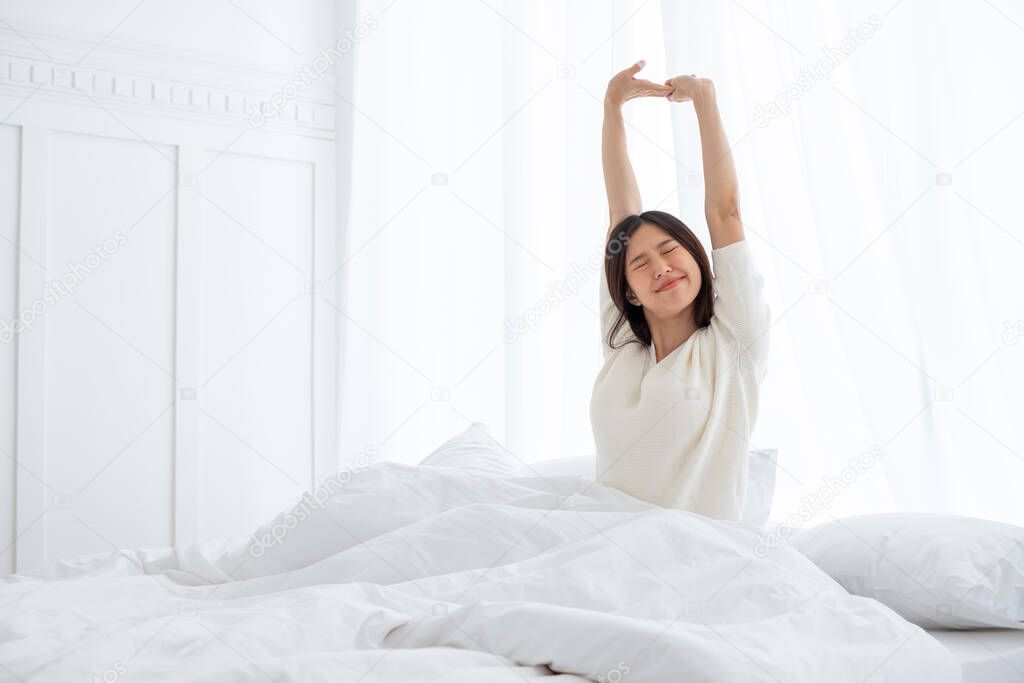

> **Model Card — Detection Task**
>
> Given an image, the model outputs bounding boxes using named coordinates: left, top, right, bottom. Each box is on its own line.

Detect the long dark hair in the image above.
left=605, top=210, right=714, bottom=351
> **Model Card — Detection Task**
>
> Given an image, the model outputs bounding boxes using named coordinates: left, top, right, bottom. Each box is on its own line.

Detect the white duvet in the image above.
left=0, top=462, right=961, bottom=682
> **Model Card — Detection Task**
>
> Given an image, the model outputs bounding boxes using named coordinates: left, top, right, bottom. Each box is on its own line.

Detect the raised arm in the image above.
left=603, top=61, right=673, bottom=241
left=666, top=75, right=744, bottom=250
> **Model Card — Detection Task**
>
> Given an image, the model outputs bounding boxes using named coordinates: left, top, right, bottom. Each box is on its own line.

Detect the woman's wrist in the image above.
left=604, top=91, right=624, bottom=109
left=692, top=79, right=716, bottom=111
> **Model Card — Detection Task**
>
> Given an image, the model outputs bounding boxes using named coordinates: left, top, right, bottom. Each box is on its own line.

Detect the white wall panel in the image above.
left=196, top=152, right=315, bottom=540
left=37, top=132, right=177, bottom=564
left=0, top=124, right=21, bottom=574
left=0, top=10, right=337, bottom=574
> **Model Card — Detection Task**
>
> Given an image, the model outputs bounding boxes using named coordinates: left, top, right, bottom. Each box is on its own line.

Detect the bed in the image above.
left=927, top=629, right=1024, bottom=683
left=2, top=460, right=973, bottom=681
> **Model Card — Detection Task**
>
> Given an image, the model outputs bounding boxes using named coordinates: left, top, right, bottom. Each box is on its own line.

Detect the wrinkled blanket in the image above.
left=0, top=462, right=961, bottom=682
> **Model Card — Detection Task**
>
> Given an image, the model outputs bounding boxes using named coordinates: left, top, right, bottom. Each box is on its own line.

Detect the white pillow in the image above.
left=419, top=422, right=531, bottom=478
left=790, top=513, right=1024, bottom=629
left=419, top=424, right=778, bottom=526
left=528, top=455, right=594, bottom=478
left=742, top=448, right=778, bottom=527
left=529, top=448, right=779, bottom=527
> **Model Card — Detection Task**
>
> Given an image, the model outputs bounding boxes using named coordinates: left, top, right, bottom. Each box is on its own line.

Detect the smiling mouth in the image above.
left=657, top=275, right=685, bottom=292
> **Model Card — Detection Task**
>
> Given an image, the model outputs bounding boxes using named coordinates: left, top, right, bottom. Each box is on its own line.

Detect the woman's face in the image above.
left=623, top=223, right=701, bottom=318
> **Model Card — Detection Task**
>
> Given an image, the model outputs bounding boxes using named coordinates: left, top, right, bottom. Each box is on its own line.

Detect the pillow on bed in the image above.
left=419, top=422, right=531, bottom=478
left=528, top=455, right=594, bottom=478
left=742, top=448, right=778, bottom=527
left=790, top=513, right=1024, bottom=629
left=529, top=447, right=779, bottom=527
left=420, top=424, right=779, bottom=526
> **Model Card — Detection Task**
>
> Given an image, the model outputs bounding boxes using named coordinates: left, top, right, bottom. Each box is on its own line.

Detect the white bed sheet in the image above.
left=928, top=629, right=1024, bottom=683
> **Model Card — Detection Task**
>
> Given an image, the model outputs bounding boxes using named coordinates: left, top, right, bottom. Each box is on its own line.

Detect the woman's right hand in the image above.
left=605, top=60, right=673, bottom=107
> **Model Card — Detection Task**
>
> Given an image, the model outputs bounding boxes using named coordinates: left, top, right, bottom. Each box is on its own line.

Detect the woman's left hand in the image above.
left=664, top=74, right=713, bottom=103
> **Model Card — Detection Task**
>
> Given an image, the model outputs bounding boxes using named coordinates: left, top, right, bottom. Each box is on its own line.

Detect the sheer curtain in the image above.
left=659, top=0, right=1024, bottom=526
left=332, top=0, right=675, bottom=465
left=333, top=0, right=1023, bottom=526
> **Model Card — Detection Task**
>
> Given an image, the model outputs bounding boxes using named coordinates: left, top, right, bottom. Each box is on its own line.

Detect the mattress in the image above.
left=927, top=629, right=1024, bottom=683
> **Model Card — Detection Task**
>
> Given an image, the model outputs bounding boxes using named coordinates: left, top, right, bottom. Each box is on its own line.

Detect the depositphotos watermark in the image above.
left=1002, top=318, right=1024, bottom=345
left=753, top=14, right=883, bottom=128
left=0, top=230, right=128, bottom=343
left=92, top=661, right=127, bottom=683
left=248, top=446, right=379, bottom=557
left=595, top=661, right=631, bottom=683
left=753, top=444, right=884, bottom=558
left=501, top=234, right=631, bottom=343
left=248, top=14, right=379, bottom=128
left=501, top=255, right=602, bottom=343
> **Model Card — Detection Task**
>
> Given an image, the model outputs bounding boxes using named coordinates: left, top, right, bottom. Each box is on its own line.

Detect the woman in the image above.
left=590, top=60, right=772, bottom=522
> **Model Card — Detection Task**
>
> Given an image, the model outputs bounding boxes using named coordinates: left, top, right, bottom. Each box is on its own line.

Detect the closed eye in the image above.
left=631, top=245, right=678, bottom=270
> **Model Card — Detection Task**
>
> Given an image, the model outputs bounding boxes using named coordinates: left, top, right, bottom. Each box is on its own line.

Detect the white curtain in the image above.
left=334, top=0, right=1024, bottom=526
left=332, top=0, right=672, bottom=465
left=659, top=0, right=1024, bottom=527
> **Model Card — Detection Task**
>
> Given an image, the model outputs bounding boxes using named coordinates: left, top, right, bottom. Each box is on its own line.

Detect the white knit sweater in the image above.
left=590, top=239, right=771, bottom=521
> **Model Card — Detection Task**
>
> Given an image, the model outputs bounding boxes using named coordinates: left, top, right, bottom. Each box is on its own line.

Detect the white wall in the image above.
left=0, top=0, right=340, bottom=573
